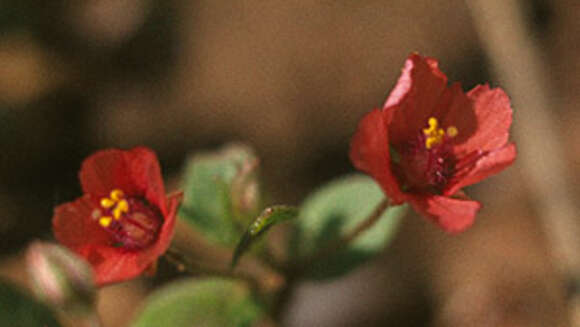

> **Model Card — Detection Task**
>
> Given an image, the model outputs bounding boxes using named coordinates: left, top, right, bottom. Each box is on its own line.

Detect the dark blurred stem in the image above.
left=466, top=0, right=580, bottom=324
left=164, top=247, right=261, bottom=290
left=82, top=312, right=102, bottom=327
left=291, top=198, right=391, bottom=274
left=67, top=310, right=102, bottom=327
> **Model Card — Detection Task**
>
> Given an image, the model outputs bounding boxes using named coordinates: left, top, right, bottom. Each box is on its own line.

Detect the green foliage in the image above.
left=131, top=278, right=263, bottom=327
left=291, top=174, right=407, bottom=279
left=180, top=144, right=260, bottom=246
left=232, top=205, right=298, bottom=268
left=0, top=280, right=62, bottom=327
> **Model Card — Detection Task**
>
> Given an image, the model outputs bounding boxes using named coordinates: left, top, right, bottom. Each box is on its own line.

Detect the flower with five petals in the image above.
left=350, top=54, right=516, bottom=233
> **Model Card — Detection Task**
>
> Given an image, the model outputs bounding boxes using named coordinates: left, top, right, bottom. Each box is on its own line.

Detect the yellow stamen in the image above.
left=446, top=126, right=458, bottom=138
left=422, top=117, right=458, bottom=149
left=113, top=199, right=129, bottom=219
left=100, top=198, right=115, bottom=209
left=110, top=189, right=124, bottom=201
left=99, top=216, right=112, bottom=227
left=98, top=189, right=131, bottom=226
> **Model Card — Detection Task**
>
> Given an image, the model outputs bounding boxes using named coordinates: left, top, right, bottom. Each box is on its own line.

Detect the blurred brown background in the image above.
left=0, top=0, right=578, bottom=326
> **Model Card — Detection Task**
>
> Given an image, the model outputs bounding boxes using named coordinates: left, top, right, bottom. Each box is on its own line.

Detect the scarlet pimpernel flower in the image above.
left=350, top=53, right=516, bottom=233
left=53, top=147, right=181, bottom=285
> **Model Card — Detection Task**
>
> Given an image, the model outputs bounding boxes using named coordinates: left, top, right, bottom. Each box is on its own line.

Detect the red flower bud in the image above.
left=26, top=242, right=95, bottom=312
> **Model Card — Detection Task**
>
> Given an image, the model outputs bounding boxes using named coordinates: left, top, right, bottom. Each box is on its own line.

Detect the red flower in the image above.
left=53, top=147, right=181, bottom=285
left=350, top=54, right=516, bottom=233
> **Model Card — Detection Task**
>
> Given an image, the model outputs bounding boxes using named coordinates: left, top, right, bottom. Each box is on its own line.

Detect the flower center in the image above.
left=94, top=189, right=163, bottom=250
left=392, top=117, right=458, bottom=194
left=422, top=117, right=458, bottom=149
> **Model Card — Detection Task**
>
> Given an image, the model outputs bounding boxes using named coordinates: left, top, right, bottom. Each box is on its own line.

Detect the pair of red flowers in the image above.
left=53, top=54, right=515, bottom=285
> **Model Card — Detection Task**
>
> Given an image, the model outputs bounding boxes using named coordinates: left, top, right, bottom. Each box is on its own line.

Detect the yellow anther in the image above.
left=100, top=198, right=115, bottom=209
left=446, top=126, right=458, bottom=138
left=423, top=117, right=438, bottom=134
left=113, top=199, right=129, bottom=219
left=110, top=189, right=124, bottom=201
left=99, top=216, right=112, bottom=227
left=422, top=117, right=458, bottom=149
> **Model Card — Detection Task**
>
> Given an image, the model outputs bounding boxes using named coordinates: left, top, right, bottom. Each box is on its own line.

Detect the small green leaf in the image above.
left=232, top=205, right=298, bottom=268
left=291, top=174, right=407, bottom=279
left=131, top=278, right=263, bottom=327
left=180, top=144, right=260, bottom=246
left=0, top=279, right=62, bottom=327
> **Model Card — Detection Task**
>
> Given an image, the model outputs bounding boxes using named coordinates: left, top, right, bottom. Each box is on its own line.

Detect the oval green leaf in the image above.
left=291, top=174, right=407, bottom=279
left=131, top=278, right=263, bottom=327
left=180, top=144, right=260, bottom=246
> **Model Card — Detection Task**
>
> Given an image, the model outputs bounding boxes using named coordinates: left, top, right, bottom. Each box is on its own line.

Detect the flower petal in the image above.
left=125, top=147, right=167, bottom=215
left=451, top=85, right=513, bottom=156
left=385, top=53, right=449, bottom=145
left=410, top=195, right=481, bottom=233
left=53, top=195, right=111, bottom=248
left=436, top=82, right=477, bottom=141
left=76, top=245, right=144, bottom=285
left=445, top=143, right=516, bottom=196
left=79, top=149, right=139, bottom=200
left=349, top=109, right=406, bottom=203
left=79, top=147, right=166, bottom=214
left=146, top=192, right=181, bottom=260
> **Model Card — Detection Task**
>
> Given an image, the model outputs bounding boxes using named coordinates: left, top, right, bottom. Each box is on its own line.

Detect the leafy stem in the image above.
left=166, top=219, right=285, bottom=294
left=290, top=197, right=391, bottom=274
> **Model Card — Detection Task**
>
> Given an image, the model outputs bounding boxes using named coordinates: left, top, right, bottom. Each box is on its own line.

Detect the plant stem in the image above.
left=291, top=197, right=391, bottom=274
left=166, top=219, right=285, bottom=294
left=81, top=312, right=102, bottom=327
left=467, top=0, right=580, bottom=325
left=62, top=309, right=102, bottom=327
left=267, top=198, right=391, bottom=320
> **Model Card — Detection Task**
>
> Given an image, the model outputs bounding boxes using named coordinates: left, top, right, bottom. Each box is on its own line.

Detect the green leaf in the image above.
left=291, top=174, right=407, bottom=280
left=232, top=205, right=298, bottom=268
left=180, top=144, right=260, bottom=246
left=131, top=278, right=263, bottom=327
left=0, top=279, right=62, bottom=327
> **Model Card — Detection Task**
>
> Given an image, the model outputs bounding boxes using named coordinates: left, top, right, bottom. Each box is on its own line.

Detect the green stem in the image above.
left=291, top=198, right=391, bottom=274
left=165, top=220, right=285, bottom=294
left=269, top=198, right=391, bottom=320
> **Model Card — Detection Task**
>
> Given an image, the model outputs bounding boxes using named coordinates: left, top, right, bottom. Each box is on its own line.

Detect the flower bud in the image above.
left=231, top=158, right=261, bottom=219
left=26, top=242, right=95, bottom=314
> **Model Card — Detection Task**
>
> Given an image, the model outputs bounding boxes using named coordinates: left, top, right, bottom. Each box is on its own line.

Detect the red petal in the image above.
left=79, top=147, right=166, bottom=213
left=146, top=192, right=181, bottom=259
left=349, top=109, right=406, bottom=204
left=125, top=147, right=167, bottom=214
left=410, top=195, right=481, bottom=233
left=385, top=53, right=449, bottom=145
left=436, top=83, right=476, bottom=137
left=79, top=149, right=138, bottom=200
left=451, top=85, right=513, bottom=156
left=445, top=143, right=517, bottom=196
left=76, top=245, right=145, bottom=285
left=53, top=195, right=111, bottom=248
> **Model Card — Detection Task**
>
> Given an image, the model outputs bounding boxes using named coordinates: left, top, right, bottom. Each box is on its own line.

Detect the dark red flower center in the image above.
left=92, top=189, right=163, bottom=250
left=391, top=117, right=457, bottom=194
